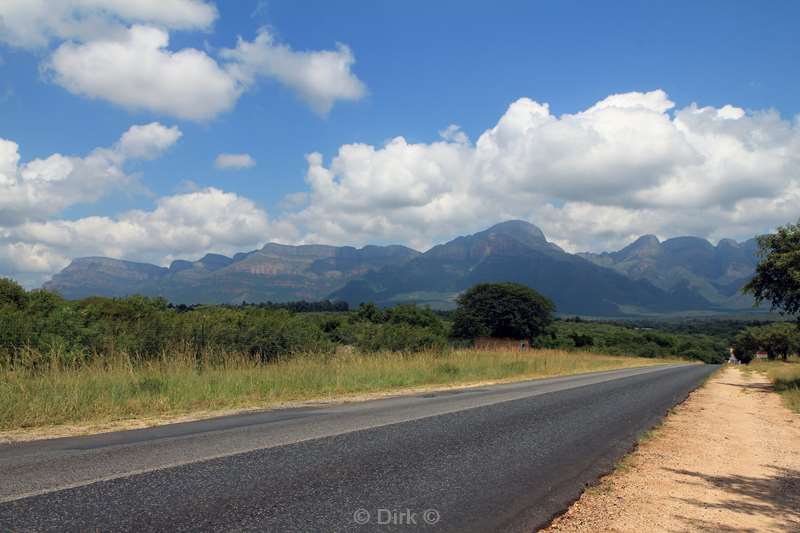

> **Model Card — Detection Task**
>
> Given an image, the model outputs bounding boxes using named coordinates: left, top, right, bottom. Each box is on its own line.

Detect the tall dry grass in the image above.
left=0, top=346, right=684, bottom=432
left=749, top=356, right=800, bottom=412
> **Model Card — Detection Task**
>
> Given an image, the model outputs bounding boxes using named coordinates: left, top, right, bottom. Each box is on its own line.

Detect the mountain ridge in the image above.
left=329, top=221, right=716, bottom=315
left=578, top=233, right=759, bottom=308
left=43, top=221, right=761, bottom=316
left=45, top=242, right=422, bottom=303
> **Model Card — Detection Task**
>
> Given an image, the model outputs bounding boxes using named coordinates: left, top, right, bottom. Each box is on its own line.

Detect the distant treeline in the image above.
left=548, top=320, right=729, bottom=364
left=0, top=278, right=744, bottom=369
left=170, top=300, right=350, bottom=313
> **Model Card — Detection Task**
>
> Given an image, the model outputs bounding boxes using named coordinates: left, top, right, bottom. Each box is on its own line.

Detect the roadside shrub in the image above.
left=173, top=307, right=334, bottom=362
left=384, top=304, right=446, bottom=335
left=569, top=333, right=594, bottom=348
left=351, top=322, right=448, bottom=353
left=551, top=320, right=728, bottom=364
left=0, top=280, right=748, bottom=370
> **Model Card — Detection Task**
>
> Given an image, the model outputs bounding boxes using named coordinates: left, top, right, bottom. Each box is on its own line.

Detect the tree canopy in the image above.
left=451, top=282, right=555, bottom=341
left=732, top=322, right=800, bottom=362
left=0, top=278, right=27, bottom=309
left=744, top=220, right=800, bottom=320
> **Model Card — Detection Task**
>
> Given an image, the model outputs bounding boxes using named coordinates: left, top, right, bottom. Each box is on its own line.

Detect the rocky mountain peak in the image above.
left=483, top=220, right=547, bottom=242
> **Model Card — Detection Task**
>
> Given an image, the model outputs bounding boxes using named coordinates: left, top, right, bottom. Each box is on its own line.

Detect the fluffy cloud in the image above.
left=2, top=3, right=367, bottom=120
left=116, top=122, right=182, bottom=159
left=215, top=153, right=256, bottom=170
left=0, top=187, right=284, bottom=288
left=0, top=123, right=250, bottom=284
left=287, top=90, right=800, bottom=252
left=48, top=26, right=242, bottom=121
left=0, top=122, right=180, bottom=226
left=45, top=25, right=366, bottom=120
left=221, top=29, right=367, bottom=114
left=4, top=188, right=271, bottom=275
left=472, top=91, right=701, bottom=203
left=0, top=0, right=217, bottom=48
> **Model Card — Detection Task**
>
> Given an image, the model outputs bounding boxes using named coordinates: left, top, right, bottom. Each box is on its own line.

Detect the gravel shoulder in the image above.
left=543, top=366, right=800, bottom=532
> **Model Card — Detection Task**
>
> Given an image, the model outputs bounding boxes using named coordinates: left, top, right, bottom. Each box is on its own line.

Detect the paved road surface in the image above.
left=0, top=364, right=717, bottom=532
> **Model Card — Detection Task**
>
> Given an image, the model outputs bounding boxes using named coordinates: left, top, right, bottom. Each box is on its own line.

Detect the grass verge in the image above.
left=748, top=357, right=800, bottom=412
left=0, top=348, right=686, bottom=434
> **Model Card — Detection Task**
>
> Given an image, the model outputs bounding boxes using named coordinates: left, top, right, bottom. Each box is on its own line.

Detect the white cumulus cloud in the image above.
left=221, top=29, right=367, bottom=114
left=2, top=3, right=367, bottom=120
left=48, top=25, right=242, bottom=121
left=116, top=122, right=183, bottom=159
left=1, top=187, right=277, bottom=284
left=215, top=153, right=256, bottom=170
left=0, top=0, right=217, bottom=48
left=0, top=122, right=181, bottom=226
left=286, top=90, right=800, bottom=252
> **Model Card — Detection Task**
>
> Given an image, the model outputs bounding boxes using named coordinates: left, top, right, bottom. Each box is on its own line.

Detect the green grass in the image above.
left=749, top=356, right=800, bottom=412
left=0, top=348, right=685, bottom=432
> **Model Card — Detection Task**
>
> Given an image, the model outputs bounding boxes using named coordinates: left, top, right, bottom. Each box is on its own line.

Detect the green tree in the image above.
left=762, top=323, right=797, bottom=360
left=732, top=327, right=757, bottom=363
left=0, top=278, right=27, bottom=309
left=744, top=220, right=800, bottom=320
left=384, top=304, right=445, bottom=335
left=355, top=302, right=385, bottom=324
left=733, top=322, right=799, bottom=362
left=451, top=282, right=555, bottom=341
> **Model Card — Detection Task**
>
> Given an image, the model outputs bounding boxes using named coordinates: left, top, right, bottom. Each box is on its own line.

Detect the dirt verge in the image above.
left=543, top=366, right=800, bottom=532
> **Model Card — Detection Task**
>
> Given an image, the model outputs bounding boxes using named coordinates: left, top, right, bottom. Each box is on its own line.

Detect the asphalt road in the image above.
left=0, top=363, right=717, bottom=532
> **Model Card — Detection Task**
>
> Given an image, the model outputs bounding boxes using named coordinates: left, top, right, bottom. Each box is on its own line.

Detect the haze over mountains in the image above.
left=44, top=220, right=761, bottom=316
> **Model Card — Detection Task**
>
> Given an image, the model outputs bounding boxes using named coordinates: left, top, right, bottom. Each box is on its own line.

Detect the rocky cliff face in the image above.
left=45, top=244, right=421, bottom=304
left=44, top=257, right=169, bottom=299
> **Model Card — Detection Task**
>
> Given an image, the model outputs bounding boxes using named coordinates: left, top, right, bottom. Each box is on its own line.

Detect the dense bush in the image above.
left=547, top=320, right=729, bottom=364
left=345, top=321, right=448, bottom=353
left=1, top=277, right=760, bottom=369
left=328, top=303, right=448, bottom=353
left=0, top=280, right=449, bottom=369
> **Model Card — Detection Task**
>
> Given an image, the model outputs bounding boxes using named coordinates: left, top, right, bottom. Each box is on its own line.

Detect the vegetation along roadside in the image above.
left=0, top=280, right=697, bottom=435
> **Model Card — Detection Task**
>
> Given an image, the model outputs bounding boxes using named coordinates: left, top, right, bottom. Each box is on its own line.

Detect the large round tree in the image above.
left=744, top=220, right=800, bottom=320
left=451, top=282, right=555, bottom=341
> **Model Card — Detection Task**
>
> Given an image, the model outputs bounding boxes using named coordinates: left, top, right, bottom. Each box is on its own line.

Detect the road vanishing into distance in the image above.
left=0, top=364, right=716, bottom=532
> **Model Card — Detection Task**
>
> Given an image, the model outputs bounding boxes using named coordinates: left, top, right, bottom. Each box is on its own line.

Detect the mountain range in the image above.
left=43, top=220, right=762, bottom=316
left=578, top=234, right=759, bottom=309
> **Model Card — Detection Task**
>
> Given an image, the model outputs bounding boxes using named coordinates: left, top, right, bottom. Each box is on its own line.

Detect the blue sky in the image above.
left=1, top=1, right=799, bottom=285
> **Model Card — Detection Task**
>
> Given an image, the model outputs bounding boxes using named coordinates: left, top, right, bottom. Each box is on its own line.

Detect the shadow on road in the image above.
left=665, top=466, right=800, bottom=532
